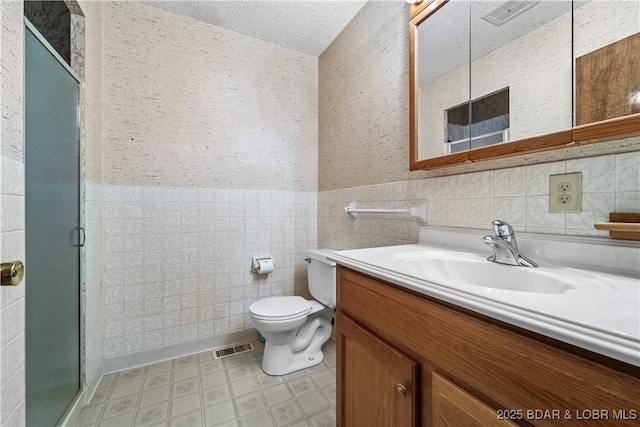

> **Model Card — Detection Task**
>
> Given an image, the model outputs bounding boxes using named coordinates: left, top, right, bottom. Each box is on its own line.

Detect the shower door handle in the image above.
left=74, top=227, right=85, bottom=247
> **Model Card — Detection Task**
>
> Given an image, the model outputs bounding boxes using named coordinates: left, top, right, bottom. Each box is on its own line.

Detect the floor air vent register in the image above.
left=213, top=342, right=256, bottom=359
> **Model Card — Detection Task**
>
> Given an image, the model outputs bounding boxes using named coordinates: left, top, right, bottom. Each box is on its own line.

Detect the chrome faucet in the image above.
left=483, top=220, right=538, bottom=267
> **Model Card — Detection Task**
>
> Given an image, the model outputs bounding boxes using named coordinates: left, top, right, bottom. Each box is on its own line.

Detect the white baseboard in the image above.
left=60, top=330, right=258, bottom=424
left=102, top=329, right=259, bottom=375
left=58, top=361, right=104, bottom=426
left=57, top=390, right=86, bottom=427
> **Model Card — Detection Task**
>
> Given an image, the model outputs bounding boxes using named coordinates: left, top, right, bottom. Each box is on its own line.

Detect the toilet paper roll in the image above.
left=257, top=259, right=274, bottom=274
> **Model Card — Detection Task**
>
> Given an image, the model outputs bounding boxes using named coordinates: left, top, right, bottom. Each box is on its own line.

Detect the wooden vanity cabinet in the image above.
left=340, top=314, right=418, bottom=426
left=335, top=266, right=640, bottom=427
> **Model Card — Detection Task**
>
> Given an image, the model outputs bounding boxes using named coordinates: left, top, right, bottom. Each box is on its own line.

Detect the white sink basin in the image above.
left=328, top=236, right=640, bottom=366
left=391, top=250, right=611, bottom=295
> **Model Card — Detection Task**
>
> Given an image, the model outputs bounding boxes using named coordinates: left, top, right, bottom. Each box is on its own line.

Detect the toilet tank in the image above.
left=306, top=249, right=337, bottom=308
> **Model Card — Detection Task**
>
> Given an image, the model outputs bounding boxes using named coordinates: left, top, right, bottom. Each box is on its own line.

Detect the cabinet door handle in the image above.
left=397, top=383, right=408, bottom=397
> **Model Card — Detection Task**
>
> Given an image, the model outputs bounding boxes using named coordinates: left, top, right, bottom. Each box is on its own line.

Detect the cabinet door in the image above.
left=338, top=314, right=417, bottom=427
left=432, top=372, right=518, bottom=427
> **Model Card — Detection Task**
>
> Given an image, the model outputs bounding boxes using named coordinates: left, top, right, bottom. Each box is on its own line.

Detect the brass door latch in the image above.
left=1, top=261, right=24, bottom=286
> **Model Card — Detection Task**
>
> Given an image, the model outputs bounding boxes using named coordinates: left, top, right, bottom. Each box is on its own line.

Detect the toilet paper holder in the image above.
left=252, top=256, right=274, bottom=273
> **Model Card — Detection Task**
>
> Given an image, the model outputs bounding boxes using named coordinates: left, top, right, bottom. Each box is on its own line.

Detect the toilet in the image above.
left=249, top=249, right=336, bottom=376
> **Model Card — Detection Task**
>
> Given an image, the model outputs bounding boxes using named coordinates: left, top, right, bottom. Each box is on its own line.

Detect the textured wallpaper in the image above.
left=101, top=1, right=318, bottom=191
left=318, top=1, right=421, bottom=191
left=82, top=0, right=102, bottom=184
left=318, top=0, right=640, bottom=190
left=70, top=13, right=84, bottom=79
left=1, top=0, right=24, bottom=161
left=573, top=0, right=640, bottom=57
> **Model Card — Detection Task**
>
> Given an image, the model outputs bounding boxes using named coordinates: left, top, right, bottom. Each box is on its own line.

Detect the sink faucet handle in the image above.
left=491, top=220, right=513, bottom=238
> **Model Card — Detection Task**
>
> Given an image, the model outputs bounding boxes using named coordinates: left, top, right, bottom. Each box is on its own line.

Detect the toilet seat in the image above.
left=250, top=296, right=312, bottom=321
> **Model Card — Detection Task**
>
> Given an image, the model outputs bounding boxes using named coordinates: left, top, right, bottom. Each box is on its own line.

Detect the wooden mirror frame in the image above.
left=409, top=0, right=640, bottom=171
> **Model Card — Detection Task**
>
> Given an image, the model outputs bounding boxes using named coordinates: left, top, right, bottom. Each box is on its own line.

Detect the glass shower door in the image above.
left=24, top=23, right=81, bottom=426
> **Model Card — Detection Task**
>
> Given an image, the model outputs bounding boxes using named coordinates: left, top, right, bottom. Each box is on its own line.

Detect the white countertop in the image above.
left=328, top=236, right=640, bottom=367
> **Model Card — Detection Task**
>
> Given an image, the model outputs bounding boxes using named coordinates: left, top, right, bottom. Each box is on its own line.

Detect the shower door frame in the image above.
left=23, top=17, right=87, bottom=426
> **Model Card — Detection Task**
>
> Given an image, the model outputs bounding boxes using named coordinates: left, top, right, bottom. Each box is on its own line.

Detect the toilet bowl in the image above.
left=249, top=249, right=336, bottom=376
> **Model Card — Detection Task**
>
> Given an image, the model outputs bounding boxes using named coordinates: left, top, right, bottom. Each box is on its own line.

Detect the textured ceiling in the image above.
left=418, top=0, right=575, bottom=86
left=141, top=0, right=367, bottom=57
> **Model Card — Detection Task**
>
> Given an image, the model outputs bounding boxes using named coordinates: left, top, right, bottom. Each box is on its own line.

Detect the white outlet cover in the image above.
left=549, top=172, right=582, bottom=213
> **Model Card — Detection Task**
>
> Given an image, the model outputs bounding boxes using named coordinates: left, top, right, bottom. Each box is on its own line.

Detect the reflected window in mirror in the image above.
left=446, top=88, right=510, bottom=154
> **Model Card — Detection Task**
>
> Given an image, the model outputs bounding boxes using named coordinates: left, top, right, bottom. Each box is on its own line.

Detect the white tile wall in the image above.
left=85, top=181, right=104, bottom=390
left=319, top=152, right=640, bottom=250
left=1, top=3, right=26, bottom=425
left=318, top=181, right=419, bottom=250
left=101, top=185, right=317, bottom=359
left=0, top=157, right=26, bottom=426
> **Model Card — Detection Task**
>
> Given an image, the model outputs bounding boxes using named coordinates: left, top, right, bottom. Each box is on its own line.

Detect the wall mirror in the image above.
left=410, top=0, right=640, bottom=171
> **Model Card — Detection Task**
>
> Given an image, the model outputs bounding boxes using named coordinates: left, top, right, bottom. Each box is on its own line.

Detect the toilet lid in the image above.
left=250, top=296, right=312, bottom=321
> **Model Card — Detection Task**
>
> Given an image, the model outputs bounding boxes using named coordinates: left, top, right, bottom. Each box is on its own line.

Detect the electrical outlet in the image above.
left=557, top=194, right=572, bottom=204
left=549, top=172, right=582, bottom=213
left=558, top=182, right=571, bottom=192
